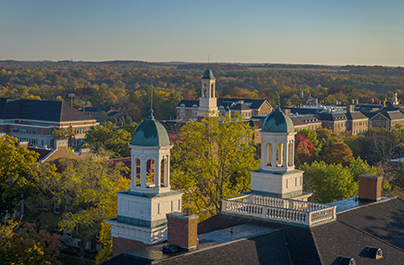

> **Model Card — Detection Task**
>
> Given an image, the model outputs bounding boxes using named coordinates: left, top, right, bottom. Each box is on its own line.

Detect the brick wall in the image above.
left=167, top=213, right=198, bottom=250
left=112, top=237, right=148, bottom=257
left=358, top=174, right=382, bottom=201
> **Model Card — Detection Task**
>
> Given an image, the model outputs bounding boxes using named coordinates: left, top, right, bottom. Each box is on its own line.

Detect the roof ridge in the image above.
left=337, top=219, right=404, bottom=253
left=59, top=101, right=64, bottom=121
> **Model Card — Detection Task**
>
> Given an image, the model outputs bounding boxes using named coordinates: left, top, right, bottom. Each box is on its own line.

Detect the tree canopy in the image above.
left=171, top=114, right=260, bottom=220
left=0, top=135, right=42, bottom=217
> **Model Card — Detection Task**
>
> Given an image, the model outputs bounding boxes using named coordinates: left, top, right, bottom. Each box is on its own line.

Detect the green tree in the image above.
left=48, top=157, right=130, bottom=265
left=315, top=127, right=342, bottom=154
left=52, top=127, right=77, bottom=147
left=171, top=114, right=260, bottom=220
left=85, top=121, right=137, bottom=157
left=0, top=220, right=61, bottom=265
left=0, top=135, right=41, bottom=217
left=299, top=161, right=358, bottom=203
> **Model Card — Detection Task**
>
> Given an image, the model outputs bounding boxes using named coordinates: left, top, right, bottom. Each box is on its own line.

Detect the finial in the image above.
left=277, top=81, right=281, bottom=108
left=149, top=82, right=154, bottom=118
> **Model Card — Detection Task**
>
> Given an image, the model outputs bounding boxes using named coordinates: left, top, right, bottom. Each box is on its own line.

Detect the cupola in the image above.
left=131, top=111, right=170, bottom=147
left=129, top=111, right=173, bottom=194
left=262, top=107, right=294, bottom=133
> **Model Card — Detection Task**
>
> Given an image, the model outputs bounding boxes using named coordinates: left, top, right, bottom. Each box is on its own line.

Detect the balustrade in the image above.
left=222, top=194, right=336, bottom=226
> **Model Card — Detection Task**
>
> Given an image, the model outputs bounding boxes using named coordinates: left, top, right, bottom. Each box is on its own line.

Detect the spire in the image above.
left=149, top=82, right=154, bottom=119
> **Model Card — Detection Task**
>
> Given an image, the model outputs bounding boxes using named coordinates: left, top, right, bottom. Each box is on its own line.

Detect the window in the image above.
left=295, top=177, right=297, bottom=187
left=286, top=179, right=289, bottom=189
left=42, top=200, right=49, bottom=210
left=54, top=203, right=60, bottom=214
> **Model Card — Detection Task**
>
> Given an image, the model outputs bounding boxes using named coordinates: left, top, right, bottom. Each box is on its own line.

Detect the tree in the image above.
left=322, top=142, right=353, bottom=166
left=52, top=127, right=77, bottom=147
left=299, top=161, right=358, bottom=203
left=295, top=134, right=316, bottom=166
left=0, top=220, right=60, bottom=265
left=0, top=135, right=41, bottom=217
left=298, top=128, right=322, bottom=152
left=38, top=156, right=130, bottom=265
left=85, top=121, right=137, bottom=157
left=315, top=127, right=342, bottom=154
left=171, top=114, right=260, bottom=220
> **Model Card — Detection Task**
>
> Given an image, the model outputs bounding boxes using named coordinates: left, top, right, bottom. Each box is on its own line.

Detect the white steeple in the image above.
left=250, top=108, right=310, bottom=200
left=106, top=103, right=183, bottom=257
left=197, top=69, right=218, bottom=121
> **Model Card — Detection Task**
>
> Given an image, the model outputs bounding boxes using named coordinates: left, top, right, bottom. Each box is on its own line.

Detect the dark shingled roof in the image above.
left=346, top=111, right=368, bottom=120
left=378, top=110, right=404, bottom=121
left=290, top=115, right=321, bottom=126
left=315, top=112, right=347, bottom=121
left=103, top=198, right=404, bottom=265
left=177, top=100, right=199, bottom=108
left=177, top=99, right=270, bottom=111
left=0, top=98, right=93, bottom=122
left=230, top=103, right=251, bottom=111
left=337, top=198, right=404, bottom=250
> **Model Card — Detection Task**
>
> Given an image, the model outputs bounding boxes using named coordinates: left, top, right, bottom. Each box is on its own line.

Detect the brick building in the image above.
left=0, top=98, right=97, bottom=147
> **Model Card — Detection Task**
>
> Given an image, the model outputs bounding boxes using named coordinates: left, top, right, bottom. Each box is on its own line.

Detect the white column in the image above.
left=130, top=156, right=136, bottom=189
left=283, top=141, right=288, bottom=167
left=155, top=156, right=161, bottom=189
left=140, top=157, right=147, bottom=189
left=261, top=140, right=267, bottom=167
left=166, top=155, right=171, bottom=188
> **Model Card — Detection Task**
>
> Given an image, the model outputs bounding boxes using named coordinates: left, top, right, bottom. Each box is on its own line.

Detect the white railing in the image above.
left=222, top=194, right=336, bottom=226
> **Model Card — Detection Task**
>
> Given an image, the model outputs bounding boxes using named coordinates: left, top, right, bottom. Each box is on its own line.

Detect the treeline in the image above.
left=0, top=61, right=403, bottom=121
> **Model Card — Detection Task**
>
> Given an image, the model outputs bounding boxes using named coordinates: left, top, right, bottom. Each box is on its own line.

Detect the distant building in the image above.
left=104, top=108, right=404, bottom=265
left=176, top=69, right=272, bottom=121
left=0, top=98, right=98, bottom=147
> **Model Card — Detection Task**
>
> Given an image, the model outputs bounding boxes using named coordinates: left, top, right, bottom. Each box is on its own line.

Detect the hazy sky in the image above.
left=1, top=0, right=403, bottom=66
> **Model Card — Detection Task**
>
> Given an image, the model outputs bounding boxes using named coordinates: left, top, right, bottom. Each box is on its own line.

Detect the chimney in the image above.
left=19, top=141, right=29, bottom=148
left=371, top=98, right=374, bottom=103
left=79, top=148, right=90, bottom=157
left=346, top=105, right=354, bottom=113
left=382, top=99, right=387, bottom=107
left=358, top=174, right=383, bottom=201
left=283, top=109, right=291, bottom=116
left=356, top=99, right=359, bottom=104
left=54, top=139, right=68, bottom=150
left=166, top=212, right=198, bottom=250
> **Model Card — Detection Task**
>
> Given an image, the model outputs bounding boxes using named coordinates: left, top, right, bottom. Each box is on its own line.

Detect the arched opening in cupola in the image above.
left=276, top=143, right=284, bottom=167
left=267, top=142, right=272, bottom=166
left=146, top=159, right=155, bottom=188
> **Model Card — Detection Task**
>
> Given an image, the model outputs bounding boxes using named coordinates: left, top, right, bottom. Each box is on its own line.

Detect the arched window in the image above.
left=161, top=158, right=167, bottom=187
left=276, top=143, right=284, bottom=166
left=288, top=142, right=293, bottom=166
left=135, top=159, right=141, bottom=186
left=203, top=84, right=207, bottom=97
left=211, top=84, right=214, bottom=98
left=267, top=143, right=272, bottom=166
left=146, top=159, right=155, bottom=187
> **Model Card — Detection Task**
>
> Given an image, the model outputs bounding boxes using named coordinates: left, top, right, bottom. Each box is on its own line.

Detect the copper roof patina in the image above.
left=262, top=107, right=294, bottom=133
left=131, top=111, right=170, bottom=146
left=202, top=69, right=215, bottom=80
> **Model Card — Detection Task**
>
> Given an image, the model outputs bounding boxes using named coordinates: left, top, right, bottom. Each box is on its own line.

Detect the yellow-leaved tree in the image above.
left=170, top=113, right=260, bottom=220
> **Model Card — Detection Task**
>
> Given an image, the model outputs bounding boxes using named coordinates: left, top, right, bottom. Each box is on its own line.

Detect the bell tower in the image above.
left=197, top=69, right=218, bottom=121
left=106, top=110, right=182, bottom=257
left=250, top=107, right=310, bottom=200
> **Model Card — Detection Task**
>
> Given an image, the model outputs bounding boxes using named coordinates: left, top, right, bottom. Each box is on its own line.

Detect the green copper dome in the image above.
left=131, top=112, right=170, bottom=146
left=202, top=69, right=215, bottom=79
left=262, top=107, right=294, bottom=133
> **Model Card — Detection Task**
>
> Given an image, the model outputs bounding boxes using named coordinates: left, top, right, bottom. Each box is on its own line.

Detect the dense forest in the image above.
left=0, top=60, right=403, bottom=121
